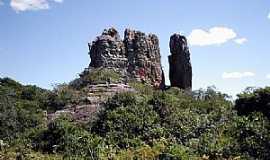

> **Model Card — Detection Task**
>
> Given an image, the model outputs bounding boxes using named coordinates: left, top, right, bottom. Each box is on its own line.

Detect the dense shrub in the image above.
left=0, top=77, right=22, bottom=92
left=91, top=92, right=165, bottom=148
left=90, top=85, right=236, bottom=158
left=228, top=112, right=270, bottom=159
left=71, top=68, right=122, bottom=88
left=33, top=116, right=102, bottom=159
left=151, top=87, right=233, bottom=143
left=1, top=77, right=270, bottom=159
left=235, top=87, right=270, bottom=118
left=45, top=84, right=82, bottom=111
left=0, top=79, right=46, bottom=141
left=0, top=95, right=19, bottom=140
left=129, top=81, right=155, bottom=96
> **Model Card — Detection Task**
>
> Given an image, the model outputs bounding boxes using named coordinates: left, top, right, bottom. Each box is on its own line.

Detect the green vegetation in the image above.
left=33, top=116, right=102, bottom=159
left=1, top=77, right=270, bottom=159
left=69, top=68, right=122, bottom=90
left=86, top=68, right=121, bottom=83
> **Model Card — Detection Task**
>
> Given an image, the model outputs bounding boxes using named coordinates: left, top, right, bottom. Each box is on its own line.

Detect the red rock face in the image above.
left=124, top=29, right=164, bottom=88
left=168, top=34, right=192, bottom=91
left=88, top=27, right=165, bottom=88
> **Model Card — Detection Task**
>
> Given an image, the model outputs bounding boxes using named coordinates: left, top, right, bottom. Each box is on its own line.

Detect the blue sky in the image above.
left=0, top=0, right=270, bottom=97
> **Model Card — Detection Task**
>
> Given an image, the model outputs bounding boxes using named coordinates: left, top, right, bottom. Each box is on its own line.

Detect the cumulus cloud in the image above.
left=10, top=0, right=63, bottom=12
left=187, top=27, right=237, bottom=46
left=266, top=74, right=270, bottom=79
left=234, top=38, right=247, bottom=45
left=222, top=72, right=255, bottom=79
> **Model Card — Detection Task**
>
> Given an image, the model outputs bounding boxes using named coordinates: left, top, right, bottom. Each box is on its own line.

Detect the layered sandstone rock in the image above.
left=168, top=34, right=192, bottom=90
left=87, top=27, right=165, bottom=88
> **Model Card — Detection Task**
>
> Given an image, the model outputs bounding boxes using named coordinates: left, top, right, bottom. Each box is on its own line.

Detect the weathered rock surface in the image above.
left=168, top=34, right=192, bottom=90
left=87, top=27, right=164, bottom=88
left=48, top=83, right=135, bottom=123
left=89, top=28, right=127, bottom=70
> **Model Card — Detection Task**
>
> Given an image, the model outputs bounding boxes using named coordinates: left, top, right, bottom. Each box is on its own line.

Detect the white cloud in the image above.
left=53, top=0, right=63, bottom=3
left=222, top=72, right=255, bottom=79
left=187, top=27, right=237, bottom=46
left=234, top=38, right=247, bottom=45
left=268, top=12, right=270, bottom=19
left=266, top=74, right=270, bottom=79
left=10, top=0, right=64, bottom=12
left=11, top=0, right=49, bottom=12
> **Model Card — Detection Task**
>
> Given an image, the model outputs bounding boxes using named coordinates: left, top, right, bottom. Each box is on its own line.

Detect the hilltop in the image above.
left=0, top=28, right=270, bottom=159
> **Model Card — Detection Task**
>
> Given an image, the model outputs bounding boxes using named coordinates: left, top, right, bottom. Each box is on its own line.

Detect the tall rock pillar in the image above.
left=168, top=34, right=192, bottom=90
left=86, top=27, right=165, bottom=88
left=124, top=29, right=164, bottom=88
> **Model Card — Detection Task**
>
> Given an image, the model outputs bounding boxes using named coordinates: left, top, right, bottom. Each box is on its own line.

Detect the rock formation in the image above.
left=49, top=29, right=193, bottom=123
left=87, top=27, right=165, bottom=88
left=89, top=28, right=127, bottom=70
left=48, top=83, right=135, bottom=123
left=124, top=29, right=164, bottom=88
left=168, top=34, right=192, bottom=90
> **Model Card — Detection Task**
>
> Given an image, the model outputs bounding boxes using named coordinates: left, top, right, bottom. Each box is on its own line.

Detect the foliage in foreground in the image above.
left=1, top=77, right=270, bottom=159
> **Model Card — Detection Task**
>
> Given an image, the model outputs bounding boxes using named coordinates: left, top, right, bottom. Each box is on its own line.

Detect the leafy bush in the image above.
left=159, top=144, right=193, bottom=160
left=33, top=116, right=102, bottom=158
left=235, top=87, right=270, bottom=118
left=0, top=95, right=19, bottom=140
left=0, top=148, right=63, bottom=160
left=0, top=77, right=22, bottom=92
left=129, top=81, right=155, bottom=96
left=69, top=68, right=122, bottom=90
left=91, top=92, right=164, bottom=148
left=0, top=85, right=45, bottom=141
left=45, top=84, right=83, bottom=111
left=227, top=112, right=270, bottom=159
left=90, top=85, right=235, bottom=158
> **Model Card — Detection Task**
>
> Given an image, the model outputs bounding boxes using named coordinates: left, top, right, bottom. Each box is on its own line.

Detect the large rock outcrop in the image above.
left=168, top=34, right=192, bottom=90
left=49, top=29, right=193, bottom=123
left=89, top=28, right=127, bottom=70
left=87, top=27, right=164, bottom=88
